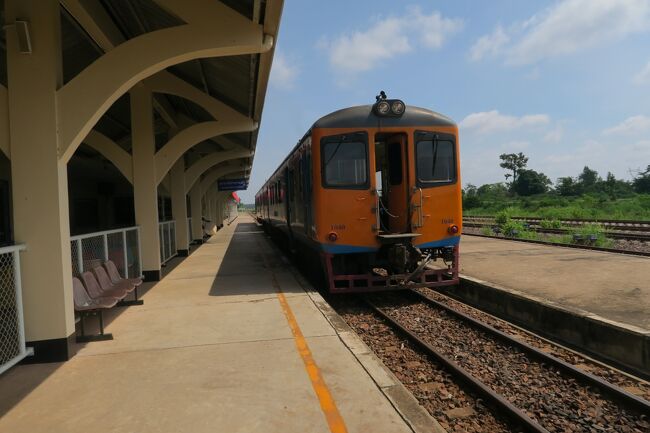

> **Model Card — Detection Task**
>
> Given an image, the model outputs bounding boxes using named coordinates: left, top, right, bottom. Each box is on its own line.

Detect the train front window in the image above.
left=415, top=132, right=456, bottom=185
left=321, top=132, right=368, bottom=188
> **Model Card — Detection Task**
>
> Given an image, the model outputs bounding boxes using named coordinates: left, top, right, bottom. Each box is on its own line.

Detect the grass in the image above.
left=464, top=194, right=650, bottom=220
left=477, top=213, right=616, bottom=248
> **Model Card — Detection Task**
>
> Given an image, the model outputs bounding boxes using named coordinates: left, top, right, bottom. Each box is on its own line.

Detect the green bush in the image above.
left=539, top=219, right=563, bottom=229
left=502, top=220, right=525, bottom=237
left=480, top=226, right=494, bottom=236
left=567, top=223, right=613, bottom=247
left=463, top=192, right=650, bottom=220
left=494, top=210, right=511, bottom=225
left=518, top=230, right=540, bottom=241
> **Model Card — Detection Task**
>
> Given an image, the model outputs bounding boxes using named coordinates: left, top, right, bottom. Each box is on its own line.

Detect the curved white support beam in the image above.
left=58, top=0, right=273, bottom=164
left=0, top=85, right=9, bottom=158
left=154, top=119, right=255, bottom=185
left=184, top=148, right=253, bottom=194
left=146, top=71, right=258, bottom=125
left=199, top=164, right=246, bottom=193
left=83, top=130, right=134, bottom=183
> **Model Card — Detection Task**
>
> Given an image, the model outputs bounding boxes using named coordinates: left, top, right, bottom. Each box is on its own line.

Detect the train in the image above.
left=255, top=93, right=461, bottom=293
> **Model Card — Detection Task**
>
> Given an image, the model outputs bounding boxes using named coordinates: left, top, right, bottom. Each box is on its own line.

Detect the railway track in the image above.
left=460, top=233, right=650, bottom=257
left=464, top=216, right=650, bottom=233
left=462, top=222, right=650, bottom=242
left=351, top=289, right=650, bottom=433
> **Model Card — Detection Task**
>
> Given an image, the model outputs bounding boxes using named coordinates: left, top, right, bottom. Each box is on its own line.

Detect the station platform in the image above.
left=458, top=236, right=650, bottom=332
left=0, top=216, right=435, bottom=433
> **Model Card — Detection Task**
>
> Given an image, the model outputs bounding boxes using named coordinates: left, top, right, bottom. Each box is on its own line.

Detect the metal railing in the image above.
left=187, top=217, right=192, bottom=243
left=159, top=220, right=176, bottom=264
left=71, top=227, right=142, bottom=279
left=0, top=244, right=31, bottom=375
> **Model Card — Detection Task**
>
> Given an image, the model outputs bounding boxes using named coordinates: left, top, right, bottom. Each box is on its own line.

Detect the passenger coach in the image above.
left=256, top=94, right=461, bottom=293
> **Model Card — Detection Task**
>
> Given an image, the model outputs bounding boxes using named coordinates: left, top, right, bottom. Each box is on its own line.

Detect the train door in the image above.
left=374, top=133, right=409, bottom=233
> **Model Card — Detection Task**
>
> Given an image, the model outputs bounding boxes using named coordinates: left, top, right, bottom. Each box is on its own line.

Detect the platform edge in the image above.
left=305, top=289, right=447, bottom=433
left=443, top=274, right=650, bottom=378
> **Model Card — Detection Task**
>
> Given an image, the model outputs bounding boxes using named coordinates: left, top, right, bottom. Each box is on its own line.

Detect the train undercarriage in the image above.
left=323, top=243, right=459, bottom=294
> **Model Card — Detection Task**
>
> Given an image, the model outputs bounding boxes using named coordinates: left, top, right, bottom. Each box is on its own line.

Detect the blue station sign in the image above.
left=217, top=179, right=249, bottom=191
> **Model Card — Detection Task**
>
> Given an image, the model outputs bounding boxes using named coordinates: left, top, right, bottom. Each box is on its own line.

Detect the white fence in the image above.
left=71, top=227, right=142, bottom=279
left=0, top=244, right=31, bottom=375
left=159, top=220, right=176, bottom=264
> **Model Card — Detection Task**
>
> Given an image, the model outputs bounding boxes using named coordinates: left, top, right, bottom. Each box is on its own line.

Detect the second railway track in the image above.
left=336, top=289, right=650, bottom=433
left=462, top=221, right=650, bottom=242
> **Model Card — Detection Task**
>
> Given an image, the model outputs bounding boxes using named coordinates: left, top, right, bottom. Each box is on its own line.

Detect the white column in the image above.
left=189, top=182, right=203, bottom=242
left=170, top=157, right=189, bottom=255
left=6, top=0, right=76, bottom=359
left=131, top=85, right=161, bottom=280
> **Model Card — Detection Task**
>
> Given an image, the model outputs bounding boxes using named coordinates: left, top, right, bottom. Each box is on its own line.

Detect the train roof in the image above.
left=312, top=104, right=457, bottom=129
left=256, top=104, right=457, bottom=197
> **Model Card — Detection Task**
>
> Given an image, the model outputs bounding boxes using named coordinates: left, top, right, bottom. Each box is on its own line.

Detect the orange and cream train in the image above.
left=255, top=96, right=461, bottom=293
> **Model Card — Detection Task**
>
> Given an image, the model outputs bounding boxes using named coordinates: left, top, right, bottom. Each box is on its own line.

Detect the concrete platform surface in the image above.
left=0, top=217, right=418, bottom=433
left=460, top=236, right=650, bottom=330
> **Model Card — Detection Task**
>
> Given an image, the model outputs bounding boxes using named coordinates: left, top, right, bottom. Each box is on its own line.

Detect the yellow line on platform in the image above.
left=275, top=290, right=348, bottom=433
left=259, top=241, right=348, bottom=433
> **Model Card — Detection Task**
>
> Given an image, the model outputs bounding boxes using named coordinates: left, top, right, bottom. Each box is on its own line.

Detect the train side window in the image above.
left=415, top=132, right=456, bottom=186
left=321, top=132, right=369, bottom=189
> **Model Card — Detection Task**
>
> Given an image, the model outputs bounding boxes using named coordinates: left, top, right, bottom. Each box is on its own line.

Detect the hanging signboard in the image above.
left=218, top=179, right=248, bottom=191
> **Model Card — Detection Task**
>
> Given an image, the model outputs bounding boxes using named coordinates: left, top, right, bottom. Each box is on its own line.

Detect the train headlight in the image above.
left=375, top=100, right=391, bottom=115
left=373, top=99, right=406, bottom=117
left=327, top=232, right=338, bottom=242
left=448, top=225, right=459, bottom=234
left=391, top=100, right=405, bottom=115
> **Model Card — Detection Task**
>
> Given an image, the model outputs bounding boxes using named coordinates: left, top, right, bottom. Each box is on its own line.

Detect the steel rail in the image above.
left=463, top=222, right=650, bottom=241
left=463, top=233, right=650, bottom=257
left=363, top=297, right=550, bottom=433
left=464, top=215, right=650, bottom=226
left=408, top=289, right=650, bottom=414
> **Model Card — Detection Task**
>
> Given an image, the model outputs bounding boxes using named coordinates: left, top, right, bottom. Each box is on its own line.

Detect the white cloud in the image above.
left=541, top=138, right=650, bottom=181
left=460, top=110, right=550, bottom=134
left=471, top=0, right=650, bottom=65
left=634, top=61, right=650, bottom=84
left=603, top=115, right=650, bottom=135
left=544, top=126, right=564, bottom=143
left=411, top=8, right=464, bottom=49
left=469, top=26, right=509, bottom=62
left=322, top=8, right=462, bottom=74
left=544, top=140, right=605, bottom=165
left=270, top=53, right=298, bottom=89
left=326, top=18, right=411, bottom=74
left=501, top=140, right=530, bottom=151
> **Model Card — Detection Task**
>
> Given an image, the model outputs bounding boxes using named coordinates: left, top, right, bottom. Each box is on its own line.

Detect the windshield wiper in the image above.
left=324, top=140, right=344, bottom=166
left=431, top=136, right=439, bottom=176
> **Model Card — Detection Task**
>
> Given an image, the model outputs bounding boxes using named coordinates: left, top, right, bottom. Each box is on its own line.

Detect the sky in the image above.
left=241, top=0, right=650, bottom=202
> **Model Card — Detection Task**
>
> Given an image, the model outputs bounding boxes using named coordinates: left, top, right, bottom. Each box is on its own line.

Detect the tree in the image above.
left=499, top=153, right=528, bottom=183
left=578, top=166, right=599, bottom=190
left=633, top=165, right=650, bottom=193
left=462, top=184, right=481, bottom=209
left=477, top=182, right=509, bottom=199
left=511, top=169, right=551, bottom=196
left=556, top=176, right=579, bottom=196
